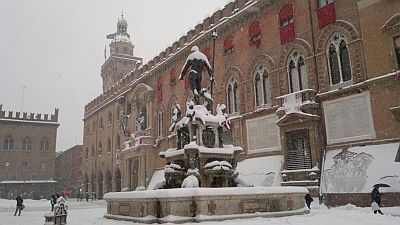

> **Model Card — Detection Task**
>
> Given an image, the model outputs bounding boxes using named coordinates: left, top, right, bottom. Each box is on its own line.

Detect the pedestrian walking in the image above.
left=371, top=187, right=382, bottom=206
left=85, top=192, right=89, bottom=202
left=14, top=194, right=24, bottom=216
left=305, top=194, right=313, bottom=209
left=371, top=187, right=384, bottom=214
left=57, top=193, right=66, bottom=205
left=51, top=193, right=57, bottom=211
left=371, top=201, right=384, bottom=215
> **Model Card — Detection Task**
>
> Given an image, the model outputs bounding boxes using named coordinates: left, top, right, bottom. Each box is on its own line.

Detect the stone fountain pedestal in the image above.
left=104, top=103, right=310, bottom=223
left=104, top=187, right=309, bottom=224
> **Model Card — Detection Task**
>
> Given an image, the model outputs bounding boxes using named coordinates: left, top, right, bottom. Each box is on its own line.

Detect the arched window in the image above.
left=99, top=117, right=103, bottom=129
left=85, top=147, right=89, bottom=159
left=327, top=33, right=352, bottom=86
left=22, top=137, right=32, bottom=151
left=126, top=102, right=132, bottom=115
left=115, top=135, right=120, bottom=149
left=227, top=76, right=239, bottom=114
left=108, top=111, right=112, bottom=124
left=98, top=142, right=102, bottom=156
left=3, top=136, right=13, bottom=151
left=157, top=109, right=163, bottom=137
left=254, top=65, right=271, bottom=107
left=40, top=137, right=49, bottom=152
left=92, top=121, right=96, bottom=132
left=287, top=50, right=308, bottom=93
left=107, top=138, right=112, bottom=153
left=141, top=107, right=147, bottom=130
left=91, top=145, right=95, bottom=157
left=123, top=47, right=128, bottom=54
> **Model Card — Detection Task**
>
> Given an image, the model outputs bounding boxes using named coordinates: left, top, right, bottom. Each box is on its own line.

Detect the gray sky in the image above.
left=0, top=0, right=230, bottom=151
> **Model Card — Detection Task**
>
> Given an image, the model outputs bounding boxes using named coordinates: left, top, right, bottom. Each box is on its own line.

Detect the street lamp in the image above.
left=211, top=29, right=218, bottom=96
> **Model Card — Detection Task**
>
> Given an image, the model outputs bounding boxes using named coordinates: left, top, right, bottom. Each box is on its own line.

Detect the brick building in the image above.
left=55, top=145, right=83, bottom=198
left=0, top=105, right=59, bottom=199
left=83, top=0, right=400, bottom=205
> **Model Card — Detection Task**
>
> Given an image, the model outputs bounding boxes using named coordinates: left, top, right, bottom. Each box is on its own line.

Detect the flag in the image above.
left=106, top=33, right=116, bottom=40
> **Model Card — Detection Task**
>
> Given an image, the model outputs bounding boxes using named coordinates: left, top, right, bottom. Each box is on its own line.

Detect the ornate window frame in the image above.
left=22, top=136, right=32, bottom=151
left=326, top=32, right=352, bottom=89
left=40, top=137, right=49, bottom=152
left=381, top=13, right=400, bottom=70
left=253, top=64, right=271, bottom=108
left=226, top=76, right=239, bottom=114
left=287, top=49, right=308, bottom=93
left=157, top=109, right=164, bottom=137
left=3, top=135, right=14, bottom=151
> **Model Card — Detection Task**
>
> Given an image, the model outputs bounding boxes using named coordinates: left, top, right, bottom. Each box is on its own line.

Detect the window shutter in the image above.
left=249, top=21, right=261, bottom=46
left=279, top=4, right=293, bottom=22
left=280, top=23, right=295, bottom=44
left=317, top=2, right=336, bottom=29
left=224, top=35, right=234, bottom=54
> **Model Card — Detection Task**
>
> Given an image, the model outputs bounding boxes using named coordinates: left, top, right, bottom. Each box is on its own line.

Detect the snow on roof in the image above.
left=236, top=155, right=284, bottom=187
left=0, top=180, right=57, bottom=184
left=321, top=142, right=400, bottom=193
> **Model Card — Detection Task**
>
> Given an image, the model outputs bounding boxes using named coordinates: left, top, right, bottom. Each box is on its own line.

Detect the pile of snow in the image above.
left=321, top=142, right=400, bottom=193
left=181, top=175, right=199, bottom=188
left=147, top=170, right=165, bottom=190
left=204, top=160, right=232, bottom=170
left=236, top=155, right=284, bottom=187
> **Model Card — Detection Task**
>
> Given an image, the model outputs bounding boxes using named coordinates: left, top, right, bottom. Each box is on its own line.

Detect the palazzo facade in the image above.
left=83, top=0, right=400, bottom=200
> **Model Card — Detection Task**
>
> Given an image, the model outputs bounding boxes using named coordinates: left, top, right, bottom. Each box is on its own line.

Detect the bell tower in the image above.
left=101, top=13, right=143, bottom=91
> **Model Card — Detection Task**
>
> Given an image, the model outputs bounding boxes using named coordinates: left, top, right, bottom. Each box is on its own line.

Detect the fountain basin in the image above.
left=104, top=187, right=309, bottom=223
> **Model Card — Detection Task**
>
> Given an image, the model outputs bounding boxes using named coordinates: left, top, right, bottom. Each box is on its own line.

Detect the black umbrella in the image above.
left=373, top=183, right=390, bottom=188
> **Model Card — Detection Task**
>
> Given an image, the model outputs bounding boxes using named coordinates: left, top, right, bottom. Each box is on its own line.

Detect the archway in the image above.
left=115, top=168, right=122, bottom=192
left=83, top=174, right=89, bottom=193
left=97, top=171, right=104, bottom=199
left=105, top=170, right=112, bottom=193
left=91, top=173, right=96, bottom=199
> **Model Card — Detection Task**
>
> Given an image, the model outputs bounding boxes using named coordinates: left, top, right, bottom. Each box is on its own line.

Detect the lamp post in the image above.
left=211, top=29, right=218, bottom=96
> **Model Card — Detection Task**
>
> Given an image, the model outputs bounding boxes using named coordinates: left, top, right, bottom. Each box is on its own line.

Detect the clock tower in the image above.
left=101, top=14, right=142, bottom=91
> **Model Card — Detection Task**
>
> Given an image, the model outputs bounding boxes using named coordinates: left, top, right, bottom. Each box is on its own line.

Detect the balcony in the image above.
left=276, top=89, right=319, bottom=117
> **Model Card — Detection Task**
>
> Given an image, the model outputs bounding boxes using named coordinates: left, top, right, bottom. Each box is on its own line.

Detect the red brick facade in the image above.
left=83, top=0, right=400, bottom=203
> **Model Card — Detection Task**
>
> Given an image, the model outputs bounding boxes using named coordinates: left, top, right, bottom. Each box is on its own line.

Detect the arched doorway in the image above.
left=115, top=168, right=121, bottom=192
left=131, top=159, right=139, bottom=190
left=84, top=174, right=89, bottom=193
left=91, top=173, right=96, bottom=199
left=105, top=170, right=112, bottom=193
left=97, top=171, right=104, bottom=199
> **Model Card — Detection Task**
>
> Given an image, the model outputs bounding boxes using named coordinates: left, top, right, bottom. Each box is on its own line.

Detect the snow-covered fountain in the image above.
left=104, top=46, right=309, bottom=223
left=160, top=101, right=243, bottom=189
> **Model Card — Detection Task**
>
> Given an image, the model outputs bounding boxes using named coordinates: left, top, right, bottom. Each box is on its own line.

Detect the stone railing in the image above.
left=276, top=89, right=319, bottom=117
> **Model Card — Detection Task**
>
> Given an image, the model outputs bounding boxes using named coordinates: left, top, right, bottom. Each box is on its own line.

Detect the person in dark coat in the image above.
left=14, top=195, right=24, bottom=216
left=371, top=187, right=382, bottom=206
left=50, top=193, right=57, bottom=211
left=305, top=194, right=313, bottom=209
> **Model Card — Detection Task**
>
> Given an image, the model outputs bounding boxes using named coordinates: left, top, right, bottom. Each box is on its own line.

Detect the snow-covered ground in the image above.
left=0, top=198, right=399, bottom=225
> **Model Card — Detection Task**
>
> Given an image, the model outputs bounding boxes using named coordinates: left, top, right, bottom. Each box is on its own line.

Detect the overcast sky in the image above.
left=0, top=0, right=231, bottom=151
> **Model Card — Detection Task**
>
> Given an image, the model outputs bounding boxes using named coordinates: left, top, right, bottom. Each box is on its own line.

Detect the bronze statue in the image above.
left=179, top=46, right=214, bottom=105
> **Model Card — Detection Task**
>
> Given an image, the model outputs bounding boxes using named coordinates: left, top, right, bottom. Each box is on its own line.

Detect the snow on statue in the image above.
left=179, top=45, right=214, bottom=106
